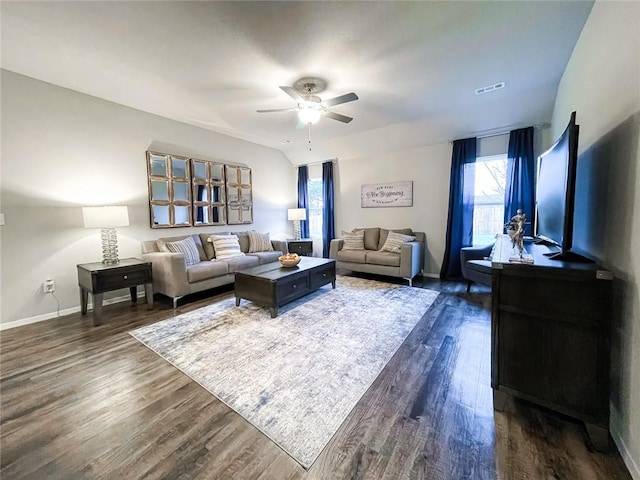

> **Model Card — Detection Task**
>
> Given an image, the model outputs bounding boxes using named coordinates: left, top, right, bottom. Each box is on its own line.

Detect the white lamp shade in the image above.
left=287, top=208, right=307, bottom=221
left=82, top=206, right=129, bottom=228
left=298, top=106, right=321, bottom=125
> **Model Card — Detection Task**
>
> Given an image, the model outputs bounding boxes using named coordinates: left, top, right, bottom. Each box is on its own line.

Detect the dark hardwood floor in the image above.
left=0, top=274, right=632, bottom=479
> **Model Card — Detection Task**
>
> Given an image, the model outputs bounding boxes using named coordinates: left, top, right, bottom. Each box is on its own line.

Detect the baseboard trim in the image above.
left=422, top=272, right=440, bottom=279
left=611, top=403, right=640, bottom=480
left=0, top=292, right=145, bottom=331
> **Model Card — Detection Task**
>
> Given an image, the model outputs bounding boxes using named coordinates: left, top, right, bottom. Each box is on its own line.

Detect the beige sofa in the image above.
left=141, top=231, right=286, bottom=307
left=329, top=227, right=425, bottom=286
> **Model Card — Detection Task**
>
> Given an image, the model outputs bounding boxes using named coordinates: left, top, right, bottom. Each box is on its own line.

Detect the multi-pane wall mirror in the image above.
left=147, top=150, right=252, bottom=228
left=147, top=151, right=192, bottom=228
left=191, top=158, right=226, bottom=226
left=225, top=165, right=253, bottom=224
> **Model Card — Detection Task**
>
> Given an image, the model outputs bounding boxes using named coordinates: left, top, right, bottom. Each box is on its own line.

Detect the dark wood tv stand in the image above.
left=490, top=235, right=613, bottom=450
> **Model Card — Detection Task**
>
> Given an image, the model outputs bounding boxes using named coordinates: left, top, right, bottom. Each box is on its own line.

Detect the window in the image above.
left=307, top=177, right=323, bottom=238
left=471, top=154, right=508, bottom=246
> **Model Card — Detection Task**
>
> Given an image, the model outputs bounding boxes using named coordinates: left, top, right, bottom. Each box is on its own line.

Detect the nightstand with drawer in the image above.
left=287, top=238, right=313, bottom=256
left=77, top=258, right=153, bottom=326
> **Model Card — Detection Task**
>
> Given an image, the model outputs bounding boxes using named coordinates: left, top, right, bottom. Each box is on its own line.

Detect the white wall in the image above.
left=333, top=142, right=452, bottom=275
left=478, top=130, right=552, bottom=160
left=477, top=134, right=509, bottom=158
left=0, top=70, right=296, bottom=326
left=552, top=1, right=640, bottom=477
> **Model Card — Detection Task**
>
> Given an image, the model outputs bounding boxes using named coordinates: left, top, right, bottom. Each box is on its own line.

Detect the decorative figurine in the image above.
left=505, top=209, right=529, bottom=258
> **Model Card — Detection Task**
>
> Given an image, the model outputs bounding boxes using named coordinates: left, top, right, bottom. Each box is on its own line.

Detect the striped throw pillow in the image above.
left=165, top=237, right=201, bottom=266
left=208, top=234, right=245, bottom=260
left=380, top=231, right=416, bottom=254
left=247, top=230, right=273, bottom=253
left=341, top=230, right=365, bottom=251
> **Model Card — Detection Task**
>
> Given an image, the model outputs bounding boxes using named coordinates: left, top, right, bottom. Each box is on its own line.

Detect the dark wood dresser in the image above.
left=489, top=236, right=613, bottom=449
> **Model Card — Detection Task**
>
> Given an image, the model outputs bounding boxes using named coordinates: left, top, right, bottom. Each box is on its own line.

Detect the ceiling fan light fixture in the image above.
left=257, top=82, right=358, bottom=127
left=298, top=105, right=322, bottom=125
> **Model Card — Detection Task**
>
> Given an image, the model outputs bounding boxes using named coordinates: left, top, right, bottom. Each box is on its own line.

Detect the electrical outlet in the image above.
left=43, top=279, right=55, bottom=293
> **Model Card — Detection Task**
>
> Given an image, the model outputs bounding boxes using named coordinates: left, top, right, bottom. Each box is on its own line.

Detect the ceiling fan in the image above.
left=257, top=79, right=358, bottom=127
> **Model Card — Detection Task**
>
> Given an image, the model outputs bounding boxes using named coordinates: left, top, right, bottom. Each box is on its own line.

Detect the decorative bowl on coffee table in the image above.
left=279, top=253, right=301, bottom=267
left=280, top=258, right=301, bottom=268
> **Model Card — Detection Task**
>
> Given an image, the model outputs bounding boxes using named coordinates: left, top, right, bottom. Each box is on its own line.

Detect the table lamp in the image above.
left=82, top=206, right=129, bottom=264
left=287, top=208, right=306, bottom=241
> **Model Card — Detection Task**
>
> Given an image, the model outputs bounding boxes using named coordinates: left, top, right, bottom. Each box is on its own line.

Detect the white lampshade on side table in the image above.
left=287, top=208, right=307, bottom=241
left=82, top=206, right=129, bottom=264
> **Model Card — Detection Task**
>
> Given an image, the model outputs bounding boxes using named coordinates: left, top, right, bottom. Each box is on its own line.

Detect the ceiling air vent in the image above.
left=475, top=82, right=505, bottom=95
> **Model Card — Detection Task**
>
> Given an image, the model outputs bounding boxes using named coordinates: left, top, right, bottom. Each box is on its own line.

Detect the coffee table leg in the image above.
left=332, top=280, right=336, bottom=289
left=270, top=307, right=278, bottom=318
left=235, top=296, right=241, bottom=307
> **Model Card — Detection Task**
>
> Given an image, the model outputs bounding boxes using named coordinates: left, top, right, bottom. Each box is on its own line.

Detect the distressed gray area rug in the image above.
left=130, top=275, right=439, bottom=469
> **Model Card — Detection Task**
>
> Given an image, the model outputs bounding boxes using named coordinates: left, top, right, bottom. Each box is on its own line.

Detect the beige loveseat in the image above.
left=329, top=227, right=425, bottom=286
left=141, top=231, right=286, bottom=307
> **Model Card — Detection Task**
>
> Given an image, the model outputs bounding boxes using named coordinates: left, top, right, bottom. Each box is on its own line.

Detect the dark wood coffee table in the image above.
left=234, top=257, right=336, bottom=317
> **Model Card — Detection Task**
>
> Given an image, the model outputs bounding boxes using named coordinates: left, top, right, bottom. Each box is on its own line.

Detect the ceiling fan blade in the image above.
left=256, top=108, right=298, bottom=113
left=324, top=111, right=353, bottom=123
left=280, top=86, right=303, bottom=102
left=322, top=92, right=359, bottom=107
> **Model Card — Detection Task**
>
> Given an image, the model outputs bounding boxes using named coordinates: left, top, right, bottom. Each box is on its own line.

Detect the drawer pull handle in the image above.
left=323, top=273, right=327, bottom=277
left=123, top=275, right=128, bottom=280
left=293, top=284, right=297, bottom=289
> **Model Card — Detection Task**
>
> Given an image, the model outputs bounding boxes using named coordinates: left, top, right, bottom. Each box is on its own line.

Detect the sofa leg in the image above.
left=172, top=296, right=183, bottom=309
left=466, top=281, right=472, bottom=293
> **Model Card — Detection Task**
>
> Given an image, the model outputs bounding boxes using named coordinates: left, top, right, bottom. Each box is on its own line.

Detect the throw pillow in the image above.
left=354, top=227, right=380, bottom=251
left=158, top=234, right=207, bottom=261
left=378, top=228, right=414, bottom=250
left=341, top=230, right=365, bottom=250
left=247, top=230, right=273, bottom=253
left=208, top=234, right=245, bottom=260
left=380, top=231, right=416, bottom=254
left=165, top=236, right=201, bottom=266
left=233, top=231, right=251, bottom=253
left=199, top=232, right=230, bottom=260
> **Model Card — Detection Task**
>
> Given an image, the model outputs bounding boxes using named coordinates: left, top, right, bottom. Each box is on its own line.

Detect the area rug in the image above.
left=130, top=275, right=439, bottom=469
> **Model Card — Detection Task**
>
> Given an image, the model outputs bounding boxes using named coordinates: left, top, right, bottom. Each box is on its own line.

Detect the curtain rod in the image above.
left=449, top=122, right=550, bottom=144
left=296, top=157, right=338, bottom=168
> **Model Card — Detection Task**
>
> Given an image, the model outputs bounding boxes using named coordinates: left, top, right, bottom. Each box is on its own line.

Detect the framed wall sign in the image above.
left=361, top=181, right=413, bottom=208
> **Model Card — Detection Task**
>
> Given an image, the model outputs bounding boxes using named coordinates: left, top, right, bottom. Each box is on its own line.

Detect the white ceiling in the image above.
left=1, top=1, right=594, bottom=165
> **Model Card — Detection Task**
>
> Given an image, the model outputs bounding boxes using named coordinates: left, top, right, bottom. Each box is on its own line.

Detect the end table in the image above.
left=77, top=258, right=153, bottom=326
left=287, top=238, right=313, bottom=256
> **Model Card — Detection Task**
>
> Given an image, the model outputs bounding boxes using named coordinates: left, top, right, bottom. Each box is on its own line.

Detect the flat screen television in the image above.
left=534, top=111, right=592, bottom=262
